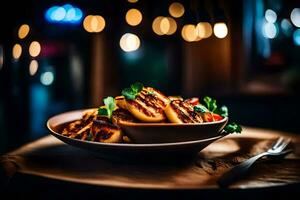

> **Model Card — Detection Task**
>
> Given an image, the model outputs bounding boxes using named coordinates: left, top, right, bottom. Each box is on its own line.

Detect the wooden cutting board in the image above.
left=1, top=127, right=300, bottom=189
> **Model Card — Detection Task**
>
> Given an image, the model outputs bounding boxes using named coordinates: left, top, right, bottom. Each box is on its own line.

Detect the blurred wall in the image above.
left=183, top=36, right=232, bottom=96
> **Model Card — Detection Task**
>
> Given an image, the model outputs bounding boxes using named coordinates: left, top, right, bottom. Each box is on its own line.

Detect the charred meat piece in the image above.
left=123, top=87, right=169, bottom=122
left=111, top=108, right=138, bottom=124
left=62, top=109, right=97, bottom=138
left=164, top=100, right=203, bottom=123
left=91, top=120, right=123, bottom=143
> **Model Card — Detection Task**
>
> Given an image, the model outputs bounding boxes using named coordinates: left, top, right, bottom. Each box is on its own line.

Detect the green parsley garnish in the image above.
left=224, top=122, right=242, bottom=134
left=97, top=96, right=116, bottom=119
left=194, top=104, right=209, bottom=113
left=121, top=82, right=144, bottom=100
left=194, top=96, right=242, bottom=134
left=203, top=96, right=217, bottom=112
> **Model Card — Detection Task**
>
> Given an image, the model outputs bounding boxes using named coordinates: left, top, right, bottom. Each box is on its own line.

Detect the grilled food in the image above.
left=164, top=100, right=203, bottom=123
left=60, top=83, right=233, bottom=144
left=117, top=87, right=169, bottom=122
left=112, top=108, right=137, bottom=124
left=91, top=120, right=123, bottom=143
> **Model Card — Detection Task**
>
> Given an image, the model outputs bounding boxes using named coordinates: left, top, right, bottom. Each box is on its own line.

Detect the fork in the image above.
left=218, top=137, right=292, bottom=187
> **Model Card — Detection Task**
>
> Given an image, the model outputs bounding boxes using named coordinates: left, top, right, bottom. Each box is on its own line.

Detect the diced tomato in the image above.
left=185, top=97, right=199, bottom=106
left=212, top=113, right=223, bottom=121
left=203, top=113, right=223, bottom=122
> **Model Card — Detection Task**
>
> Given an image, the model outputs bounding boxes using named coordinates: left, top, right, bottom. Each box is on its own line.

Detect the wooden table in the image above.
left=1, top=127, right=300, bottom=198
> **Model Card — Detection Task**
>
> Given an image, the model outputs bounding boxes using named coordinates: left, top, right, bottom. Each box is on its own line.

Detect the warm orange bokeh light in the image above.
left=126, top=9, right=142, bottom=26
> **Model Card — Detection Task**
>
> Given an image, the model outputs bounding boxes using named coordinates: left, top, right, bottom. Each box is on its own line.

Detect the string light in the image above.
left=40, top=71, right=54, bottom=86
left=18, top=24, right=30, bottom=39
left=160, top=17, right=170, bottom=34
left=181, top=24, right=201, bottom=42
left=165, top=17, right=177, bottom=35
left=213, top=23, right=228, bottom=38
left=119, top=33, right=140, bottom=52
left=291, top=8, right=300, bottom=27
left=265, top=9, right=277, bottom=23
left=152, top=16, right=164, bottom=35
left=196, top=22, right=212, bottom=39
left=293, top=29, right=300, bottom=46
left=29, top=41, right=41, bottom=57
left=127, top=0, right=138, bottom=3
left=168, top=2, right=185, bottom=18
left=126, top=9, right=142, bottom=26
left=152, top=17, right=177, bottom=36
left=83, top=15, right=105, bottom=33
left=45, top=4, right=82, bottom=24
left=12, top=44, right=22, bottom=60
left=29, top=60, right=38, bottom=76
left=262, top=21, right=277, bottom=39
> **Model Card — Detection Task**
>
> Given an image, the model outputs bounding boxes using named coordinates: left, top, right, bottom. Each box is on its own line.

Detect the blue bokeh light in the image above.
left=262, top=21, right=278, bottom=39
left=293, top=29, right=300, bottom=46
left=281, top=19, right=293, bottom=36
left=45, top=4, right=83, bottom=24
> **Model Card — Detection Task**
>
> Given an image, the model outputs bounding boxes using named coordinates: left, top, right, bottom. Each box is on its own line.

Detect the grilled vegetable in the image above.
left=91, top=120, right=123, bottom=143
left=125, top=87, right=169, bottom=122
left=164, top=100, right=203, bottom=123
left=111, top=108, right=137, bottom=124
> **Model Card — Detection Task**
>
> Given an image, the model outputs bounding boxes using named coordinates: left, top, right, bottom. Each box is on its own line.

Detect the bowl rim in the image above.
left=117, top=117, right=228, bottom=127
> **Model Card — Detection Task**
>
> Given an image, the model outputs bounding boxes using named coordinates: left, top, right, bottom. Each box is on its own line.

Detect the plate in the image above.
left=47, top=109, right=229, bottom=160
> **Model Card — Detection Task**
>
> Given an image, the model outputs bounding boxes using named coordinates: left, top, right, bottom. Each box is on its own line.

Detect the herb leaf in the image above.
left=103, top=96, right=115, bottom=118
left=98, top=107, right=108, bottom=116
left=224, top=122, right=242, bottom=134
left=122, top=82, right=144, bottom=100
left=215, top=105, right=228, bottom=117
left=203, top=96, right=217, bottom=112
left=194, top=104, right=209, bottom=113
left=122, top=88, right=136, bottom=100
left=131, top=82, right=143, bottom=93
left=97, top=96, right=116, bottom=119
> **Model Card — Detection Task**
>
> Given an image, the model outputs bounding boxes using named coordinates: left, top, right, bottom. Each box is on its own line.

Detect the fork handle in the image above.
left=218, top=152, right=268, bottom=187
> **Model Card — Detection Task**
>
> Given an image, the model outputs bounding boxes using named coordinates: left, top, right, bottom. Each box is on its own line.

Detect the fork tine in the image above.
left=276, top=138, right=291, bottom=152
left=272, top=137, right=284, bottom=149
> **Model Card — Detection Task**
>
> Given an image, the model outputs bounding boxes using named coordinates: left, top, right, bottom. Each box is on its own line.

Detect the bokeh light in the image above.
left=29, top=60, right=38, bottom=76
left=40, top=71, right=54, bottom=86
left=265, top=9, right=277, bottom=23
left=29, top=41, right=41, bottom=57
left=293, top=29, right=300, bottom=46
left=152, top=16, right=164, bottom=35
left=152, top=17, right=177, bottom=36
left=126, top=9, right=142, bottom=26
left=160, top=17, right=170, bottom=34
left=45, top=4, right=82, bottom=24
left=213, top=23, right=228, bottom=38
left=83, top=15, right=106, bottom=33
left=52, top=7, right=66, bottom=21
left=196, top=22, right=212, bottom=39
left=127, top=0, right=138, bottom=3
left=262, top=22, right=278, bottom=39
left=182, top=24, right=201, bottom=42
left=281, top=19, right=293, bottom=36
left=12, top=44, right=22, bottom=60
left=291, top=8, right=300, bottom=27
left=168, top=2, right=185, bottom=18
left=0, top=46, right=3, bottom=70
left=165, top=17, right=177, bottom=35
left=18, top=24, right=30, bottom=39
left=119, top=33, right=140, bottom=52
